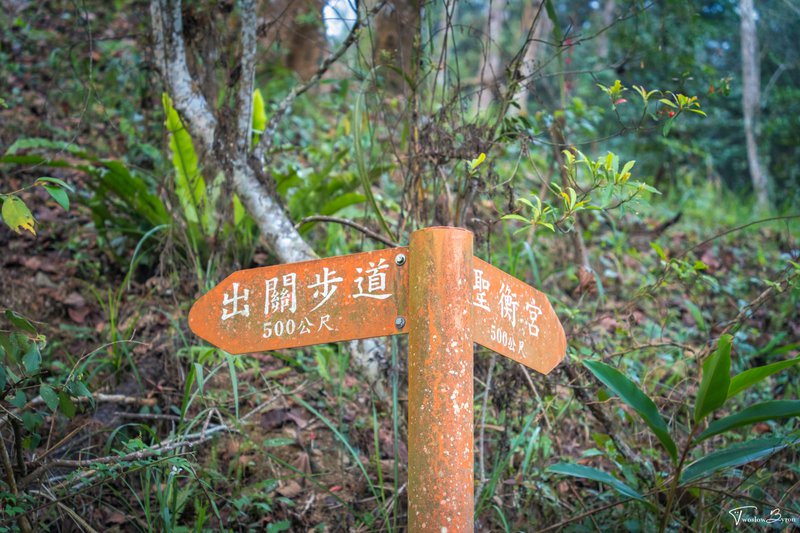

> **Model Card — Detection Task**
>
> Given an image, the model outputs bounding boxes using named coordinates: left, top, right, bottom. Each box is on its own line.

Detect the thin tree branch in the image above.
left=20, top=424, right=232, bottom=488
left=296, top=215, right=400, bottom=247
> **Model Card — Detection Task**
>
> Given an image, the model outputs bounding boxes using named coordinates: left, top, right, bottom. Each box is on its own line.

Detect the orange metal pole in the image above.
left=408, top=227, right=474, bottom=532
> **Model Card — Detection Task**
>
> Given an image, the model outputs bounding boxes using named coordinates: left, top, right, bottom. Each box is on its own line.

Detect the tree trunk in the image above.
left=595, top=0, right=616, bottom=60
left=261, top=0, right=327, bottom=81
left=739, top=0, right=770, bottom=209
left=372, top=0, right=421, bottom=94
left=476, top=0, right=507, bottom=113
left=514, top=1, right=552, bottom=113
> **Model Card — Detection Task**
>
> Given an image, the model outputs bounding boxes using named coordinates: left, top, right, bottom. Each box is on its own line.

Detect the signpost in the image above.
left=189, top=227, right=566, bottom=532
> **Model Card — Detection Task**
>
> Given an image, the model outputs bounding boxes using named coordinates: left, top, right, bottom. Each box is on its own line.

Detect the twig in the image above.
left=253, top=0, right=388, bottom=164
left=296, top=215, right=400, bottom=247
left=114, top=412, right=181, bottom=422
left=28, top=490, right=100, bottom=533
left=675, top=214, right=800, bottom=261
left=520, top=366, right=552, bottom=432
left=642, top=214, right=800, bottom=303
left=0, top=431, right=33, bottom=533
left=533, top=497, right=634, bottom=532
left=20, top=424, right=232, bottom=488
left=716, top=270, right=797, bottom=339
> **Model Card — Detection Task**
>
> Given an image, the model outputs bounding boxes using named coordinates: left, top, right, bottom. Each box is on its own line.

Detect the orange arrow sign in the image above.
left=189, top=248, right=409, bottom=354
left=471, top=258, right=566, bottom=374
left=188, top=249, right=564, bottom=372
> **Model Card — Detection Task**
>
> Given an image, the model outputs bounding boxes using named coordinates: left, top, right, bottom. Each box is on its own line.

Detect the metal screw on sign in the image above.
left=188, top=227, right=566, bottom=533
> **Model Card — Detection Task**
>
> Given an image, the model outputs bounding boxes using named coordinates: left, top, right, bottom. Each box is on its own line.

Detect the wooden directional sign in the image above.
left=189, top=248, right=409, bottom=354
left=188, top=227, right=566, bottom=533
left=471, top=258, right=566, bottom=374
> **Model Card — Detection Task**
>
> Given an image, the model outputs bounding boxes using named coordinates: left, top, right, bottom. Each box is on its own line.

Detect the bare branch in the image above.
left=20, top=424, right=232, bottom=488
left=296, top=215, right=400, bottom=247
left=150, top=0, right=217, bottom=151
left=253, top=1, right=387, bottom=164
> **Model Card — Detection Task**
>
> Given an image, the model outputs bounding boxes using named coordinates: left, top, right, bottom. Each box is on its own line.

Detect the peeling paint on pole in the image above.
left=408, top=227, right=474, bottom=532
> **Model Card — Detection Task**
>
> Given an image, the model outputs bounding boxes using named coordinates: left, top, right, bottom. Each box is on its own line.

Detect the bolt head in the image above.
left=395, top=253, right=406, bottom=266
left=394, top=316, right=406, bottom=329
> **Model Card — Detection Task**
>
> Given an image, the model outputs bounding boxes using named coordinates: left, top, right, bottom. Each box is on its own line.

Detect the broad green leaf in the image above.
left=620, top=160, right=636, bottom=177
left=502, top=214, right=530, bottom=222
left=517, top=197, right=535, bottom=209
left=2, top=196, right=35, bottom=235
left=163, top=93, right=214, bottom=238
left=252, top=89, right=267, bottom=134
left=10, top=390, right=26, bottom=409
left=696, top=400, right=800, bottom=442
left=694, top=335, right=732, bottom=423
left=469, top=152, right=486, bottom=170
left=604, top=152, right=614, bottom=171
left=320, top=192, right=365, bottom=216
left=4, top=310, right=37, bottom=334
left=0, top=364, right=6, bottom=390
left=316, top=352, right=331, bottom=382
left=547, top=463, right=645, bottom=501
left=22, top=343, right=41, bottom=373
left=39, top=384, right=59, bottom=411
left=66, top=380, right=93, bottom=404
left=650, top=241, right=667, bottom=261
left=728, top=356, right=800, bottom=399
left=681, top=437, right=796, bottom=484
left=58, top=391, right=76, bottom=417
left=36, top=177, right=75, bottom=192
left=42, top=184, right=69, bottom=211
left=583, top=359, right=677, bottom=461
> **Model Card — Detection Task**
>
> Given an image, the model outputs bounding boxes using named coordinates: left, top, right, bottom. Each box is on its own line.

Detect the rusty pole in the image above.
left=408, top=227, right=474, bottom=532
